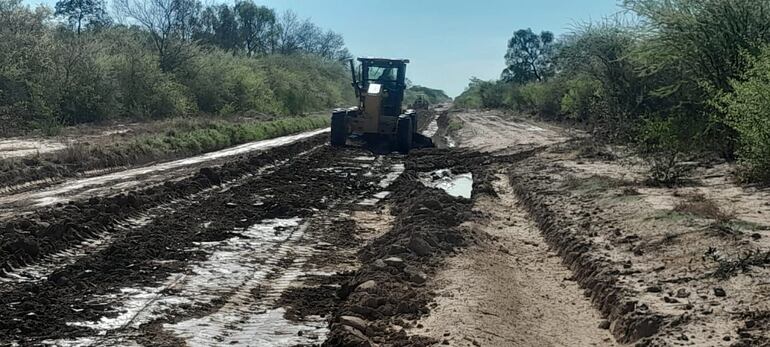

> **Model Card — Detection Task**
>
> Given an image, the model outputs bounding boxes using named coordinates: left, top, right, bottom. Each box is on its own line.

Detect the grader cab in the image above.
left=330, top=58, right=433, bottom=153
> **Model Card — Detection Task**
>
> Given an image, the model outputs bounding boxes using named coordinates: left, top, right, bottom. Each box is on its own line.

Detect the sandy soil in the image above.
left=408, top=110, right=621, bottom=346
left=0, top=138, right=67, bottom=159
left=412, top=173, right=616, bottom=347
left=451, top=110, right=568, bottom=152
left=0, top=126, right=136, bottom=160
left=509, top=134, right=770, bottom=345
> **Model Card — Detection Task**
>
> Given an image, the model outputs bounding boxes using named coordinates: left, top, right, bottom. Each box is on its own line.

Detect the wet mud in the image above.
left=0, top=137, right=390, bottom=344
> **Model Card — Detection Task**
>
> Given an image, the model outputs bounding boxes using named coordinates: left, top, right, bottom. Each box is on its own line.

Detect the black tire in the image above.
left=396, top=116, right=413, bottom=154
left=330, top=111, right=347, bottom=147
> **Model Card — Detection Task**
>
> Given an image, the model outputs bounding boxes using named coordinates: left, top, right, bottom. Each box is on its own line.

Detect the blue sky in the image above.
left=258, top=0, right=623, bottom=96
left=25, top=0, right=623, bottom=96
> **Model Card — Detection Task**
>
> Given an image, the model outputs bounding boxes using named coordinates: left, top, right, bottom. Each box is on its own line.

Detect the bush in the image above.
left=53, top=36, right=118, bottom=124
left=516, top=80, right=565, bottom=118
left=96, top=28, right=195, bottom=120
left=560, top=76, right=601, bottom=122
left=719, top=47, right=770, bottom=182
left=454, top=78, right=509, bottom=109
left=178, top=50, right=280, bottom=115
left=260, top=54, right=355, bottom=115
left=636, top=115, right=703, bottom=185
left=454, top=80, right=483, bottom=109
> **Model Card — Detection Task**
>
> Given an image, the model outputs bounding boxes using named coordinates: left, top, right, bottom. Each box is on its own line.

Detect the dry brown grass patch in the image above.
left=674, top=192, right=735, bottom=224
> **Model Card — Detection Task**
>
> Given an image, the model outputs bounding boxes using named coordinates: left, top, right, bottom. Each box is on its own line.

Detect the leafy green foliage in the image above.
left=718, top=47, right=770, bottom=182
left=177, top=50, right=278, bottom=115
left=454, top=79, right=483, bottom=109
left=54, top=0, right=109, bottom=35
left=624, top=0, right=770, bottom=92
left=560, top=76, right=600, bottom=122
left=0, top=0, right=356, bottom=136
left=459, top=3, right=770, bottom=182
left=636, top=116, right=702, bottom=185
left=515, top=80, right=565, bottom=118
left=502, top=29, right=555, bottom=83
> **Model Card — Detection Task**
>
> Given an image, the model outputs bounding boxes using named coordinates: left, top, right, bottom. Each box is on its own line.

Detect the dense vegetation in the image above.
left=456, top=0, right=770, bottom=183
left=404, top=85, right=452, bottom=107
left=0, top=0, right=355, bottom=136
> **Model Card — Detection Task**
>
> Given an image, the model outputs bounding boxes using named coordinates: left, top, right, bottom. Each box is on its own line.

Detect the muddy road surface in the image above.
left=4, top=108, right=769, bottom=347
left=1, top=131, right=404, bottom=345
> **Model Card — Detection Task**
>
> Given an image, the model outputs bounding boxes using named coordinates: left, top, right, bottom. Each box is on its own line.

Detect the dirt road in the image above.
left=3, top=107, right=769, bottom=347
left=0, top=128, right=328, bottom=219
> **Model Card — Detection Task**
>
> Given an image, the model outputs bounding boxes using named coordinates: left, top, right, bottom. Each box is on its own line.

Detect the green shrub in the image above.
left=636, top=115, right=704, bottom=185
left=102, top=36, right=194, bottom=119
left=260, top=54, right=355, bottom=115
left=516, top=80, right=565, bottom=118
left=719, top=47, right=770, bottom=182
left=454, top=80, right=483, bottom=109
left=178, top=51, right=280, bottom=115
left=454, top=78, right=507, bottom=109
left=560, top=76, right=601, bottom=122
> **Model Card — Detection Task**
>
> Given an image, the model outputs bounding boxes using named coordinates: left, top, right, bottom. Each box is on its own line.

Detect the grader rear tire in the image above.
left=330, top=111, right=347, bottom=147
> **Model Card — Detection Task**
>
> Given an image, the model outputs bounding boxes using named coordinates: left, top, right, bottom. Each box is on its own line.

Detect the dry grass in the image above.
left=673, top=192, right=735, bottom=223
left=704, top=247, right=770, bottom=279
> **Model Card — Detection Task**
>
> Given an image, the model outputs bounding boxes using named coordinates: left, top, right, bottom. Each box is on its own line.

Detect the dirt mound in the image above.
left=323, top=164, right=485, bottom=347
left=508, top=158, right=670, bottom=344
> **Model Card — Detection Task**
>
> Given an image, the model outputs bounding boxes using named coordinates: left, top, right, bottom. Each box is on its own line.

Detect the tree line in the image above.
left=456, top=0, right=770, bottom=183
left=0, top=0, right=354, bottom=135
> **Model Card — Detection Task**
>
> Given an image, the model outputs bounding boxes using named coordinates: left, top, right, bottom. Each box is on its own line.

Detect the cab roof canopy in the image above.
left=357, top=57, right=410, bottom=66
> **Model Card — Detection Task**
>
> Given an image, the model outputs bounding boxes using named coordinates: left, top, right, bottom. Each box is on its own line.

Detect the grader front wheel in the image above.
left=396, top=116, right=413, bottom=154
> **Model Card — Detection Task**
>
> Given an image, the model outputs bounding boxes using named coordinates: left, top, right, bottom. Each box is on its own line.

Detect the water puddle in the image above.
left=420, top=169, right=473, bottom=199
left=358, top=191, right=392, bottom=206
left=378, top=163, right=405, bottom=188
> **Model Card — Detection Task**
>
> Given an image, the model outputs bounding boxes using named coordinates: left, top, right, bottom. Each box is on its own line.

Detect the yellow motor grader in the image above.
left=330, top=58, right=433, bottom=153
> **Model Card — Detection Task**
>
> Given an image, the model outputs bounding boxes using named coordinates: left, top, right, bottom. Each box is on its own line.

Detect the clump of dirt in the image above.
left=278, top=273, right=351, bottom=321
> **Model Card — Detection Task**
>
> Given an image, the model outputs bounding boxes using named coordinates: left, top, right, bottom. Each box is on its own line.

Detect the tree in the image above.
left=624, top=0, right=770, bottom=93
left=54, top=0, right=109, bottom=35
left=210, top=4, right=239, bottom=52
left=276, top=10, right=300, bottom=54
left=316, top=30, right=348, bottom=60
left=502, top=29, right=555, bottom=83
left=114, top=0, right=201, bottom=71
left=235, top=1, right=276, bottom=55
